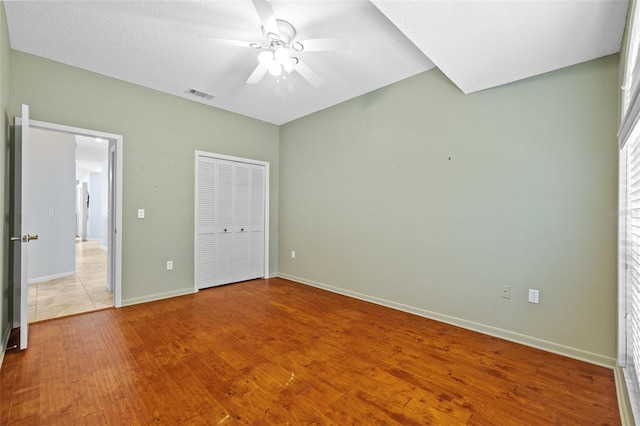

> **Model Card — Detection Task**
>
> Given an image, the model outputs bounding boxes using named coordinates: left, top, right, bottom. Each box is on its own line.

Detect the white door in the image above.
left=233, top=163, right=251, bottom=282
left=194, top=152, right=269, bottom=291
left=195, top=156, right=217, bottom=289
left=13, top=105, right=37, bottom=350
left=250, top=165, right=265, bottom=278
left=214, top=160, right=234, bottom=286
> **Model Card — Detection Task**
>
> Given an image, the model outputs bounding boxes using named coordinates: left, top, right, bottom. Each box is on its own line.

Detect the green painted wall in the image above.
left=2, top=29, right=620, bottom=365
left=279, top=55, right=619, bottom=364
left=0, top=2, right=10, bottom=345
left=9, top=51, right=279, bottom=305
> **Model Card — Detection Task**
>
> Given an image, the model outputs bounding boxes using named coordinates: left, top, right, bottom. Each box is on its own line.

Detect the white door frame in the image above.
left=28, top=119, right=123, bottom=307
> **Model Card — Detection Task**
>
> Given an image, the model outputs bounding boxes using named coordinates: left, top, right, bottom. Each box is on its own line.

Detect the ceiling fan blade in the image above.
left=247, top=63, right=269, bottom=84
left=296, top=37, right=349, bottom=52
left=295, top=60, right=324, bottom=88
left=198, top=35, right=261, bottom=49
left=251, top=0, right=280, bottom=38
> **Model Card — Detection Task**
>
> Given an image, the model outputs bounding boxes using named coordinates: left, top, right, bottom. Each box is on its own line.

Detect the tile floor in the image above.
left=28, top=240, right=113, bottom=322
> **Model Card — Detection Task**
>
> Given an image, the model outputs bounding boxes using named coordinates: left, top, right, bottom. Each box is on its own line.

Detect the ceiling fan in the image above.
left=200, top=0, right=349, bottom=88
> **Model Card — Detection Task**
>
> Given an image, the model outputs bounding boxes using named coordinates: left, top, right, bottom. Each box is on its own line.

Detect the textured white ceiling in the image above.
left=3, top=0, right=629, bottom=125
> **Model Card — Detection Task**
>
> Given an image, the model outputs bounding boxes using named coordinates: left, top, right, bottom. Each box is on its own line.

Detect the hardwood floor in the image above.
left=1, top=278, right=620, bottom=425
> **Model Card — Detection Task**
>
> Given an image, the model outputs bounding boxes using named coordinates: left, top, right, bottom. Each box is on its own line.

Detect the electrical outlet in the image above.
left=528, top=289, right=539, bottom=304
left=166, top=260, right=173, bottom=270
left=138, top=209, right=145, bottom=219
left=291, top=250, right=296, bottom=259
left=501, top=285, right=510, bottom=299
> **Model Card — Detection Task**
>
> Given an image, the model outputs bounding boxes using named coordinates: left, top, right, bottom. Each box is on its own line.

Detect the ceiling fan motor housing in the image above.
left=266, top=19, right=296, bottom=47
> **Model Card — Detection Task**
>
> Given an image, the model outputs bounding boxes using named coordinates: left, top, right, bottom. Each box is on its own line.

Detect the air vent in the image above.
left=185, top=88, right=215, bottom=101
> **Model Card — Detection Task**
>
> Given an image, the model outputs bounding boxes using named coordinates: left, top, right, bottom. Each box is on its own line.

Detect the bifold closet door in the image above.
left=214, top=160, right=234, bottom=286
left=249, top=165, right=265, bottom=279
left=233, top=162, right=251, bottom=282
left=195, top=157, right=216, bottom=289
left=196, top=155, right=267, bottom=290
left=232, top=163, right=266, bottom=282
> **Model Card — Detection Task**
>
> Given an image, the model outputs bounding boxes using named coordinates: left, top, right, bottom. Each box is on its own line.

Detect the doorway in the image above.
left=24, top=119, right=122, bottom=322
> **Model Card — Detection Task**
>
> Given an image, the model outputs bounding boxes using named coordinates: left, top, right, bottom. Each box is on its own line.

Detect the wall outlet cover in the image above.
left=501, top=285, right=510, bottom=299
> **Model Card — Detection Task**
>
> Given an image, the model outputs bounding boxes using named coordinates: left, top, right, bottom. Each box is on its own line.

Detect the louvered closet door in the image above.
left=195, top=153, right=268, bottom=290
left=214, top=160, right=234, bottom=286
left=249, top=165, right=265, bottom=279
left=233, top=162, right=251, bottom=282
left=195, top=158, right=216, bottom=289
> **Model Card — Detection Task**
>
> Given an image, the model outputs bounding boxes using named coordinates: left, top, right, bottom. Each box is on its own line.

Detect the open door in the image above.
left=12, top=104, right=38, bottom=350
left=11, top=117, right=123, bottom=313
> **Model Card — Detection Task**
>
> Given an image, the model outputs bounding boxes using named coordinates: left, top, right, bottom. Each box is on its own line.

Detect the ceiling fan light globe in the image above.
left=283, top=57, right=297, bottom=73
left=274, top=47, right=290, bottom=65
left=268, top=62, right=282, bottom=76
left=258, top=50, right=274, bottom=66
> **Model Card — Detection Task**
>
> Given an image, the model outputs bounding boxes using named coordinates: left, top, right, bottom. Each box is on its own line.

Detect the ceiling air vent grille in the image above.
left=185, top=88, right=215, bottom=101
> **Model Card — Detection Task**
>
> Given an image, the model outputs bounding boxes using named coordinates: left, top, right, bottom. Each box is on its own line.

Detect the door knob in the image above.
left=10, top=235, right=38, bottom=242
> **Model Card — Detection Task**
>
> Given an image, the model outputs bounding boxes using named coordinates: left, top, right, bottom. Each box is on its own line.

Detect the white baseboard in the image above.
left=28, top=271, right=75, bottom=285
left=614, top=364, right=637, bottom=426
left=122, top=287, right=196, bottom=307
left=278, top=273, right=616, bottom=369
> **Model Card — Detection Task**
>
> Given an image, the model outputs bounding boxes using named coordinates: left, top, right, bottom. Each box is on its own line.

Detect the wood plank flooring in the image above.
left=0, top=278, right=620, bottom=425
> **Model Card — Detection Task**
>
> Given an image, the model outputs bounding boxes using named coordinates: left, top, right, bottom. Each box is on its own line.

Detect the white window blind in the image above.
left=622, top=127, right=640, bottom=423
left=630, top=137, right=640, bottom=377
left=620, top=2, right=640, bottom=421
